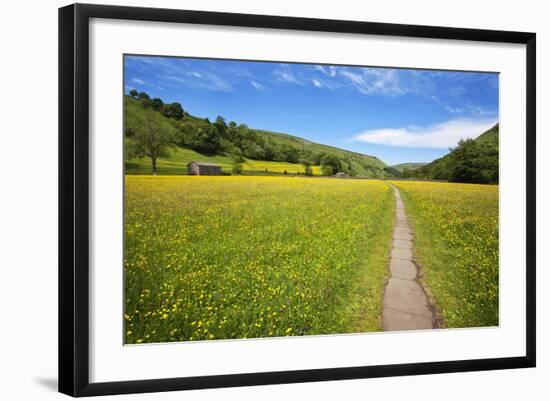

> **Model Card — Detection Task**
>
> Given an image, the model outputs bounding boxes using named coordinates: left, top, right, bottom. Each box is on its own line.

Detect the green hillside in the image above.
left=475, top=123, right=499, bottom=145
left=124, top=95, right=388, bottom=177
left=256, top=129, right=388, bottom=175
left=126, top=147, right=322, bottom=175
left=391, top=162, right=427, bottom=172
left=411, top=123, right=499, bottom=184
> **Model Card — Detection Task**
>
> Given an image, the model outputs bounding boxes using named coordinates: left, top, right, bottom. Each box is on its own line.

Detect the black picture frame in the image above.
left=59, top=3, right=536, bottom=397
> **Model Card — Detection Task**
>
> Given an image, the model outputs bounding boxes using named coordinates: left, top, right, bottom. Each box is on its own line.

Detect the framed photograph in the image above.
left=59, top=3, right=536, bottom=397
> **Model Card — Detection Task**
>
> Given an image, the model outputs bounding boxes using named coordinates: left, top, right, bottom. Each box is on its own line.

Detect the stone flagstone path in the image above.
left=382, top=185, right=436, bottom=331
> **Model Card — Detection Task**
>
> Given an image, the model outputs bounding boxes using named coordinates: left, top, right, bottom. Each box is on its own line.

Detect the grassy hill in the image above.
left=124, top=95, right=388, bottom=177
left=474, top=123, right=499, bottom=145
left=126, top=147, right=323, bottom=175
left=256, top=129, right=387, bottom=175
left=391, top=162, right=427, bottom=172
left=411, top=123, right=499, bottom=183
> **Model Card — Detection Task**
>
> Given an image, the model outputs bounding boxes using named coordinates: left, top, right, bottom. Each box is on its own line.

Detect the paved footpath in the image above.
left=382, top=185, right=435, bottom=331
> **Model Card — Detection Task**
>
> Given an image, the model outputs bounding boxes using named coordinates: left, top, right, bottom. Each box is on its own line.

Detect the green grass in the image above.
left=126, top=147, right=322, bottom=175
left=391, top=181, right=499, bottom=328
left=124, top=176, right=394, bottom=343
left=475, top=123, right=499, bottom=145
left=242, top=159, right=321, bottom=174
left=124, top=95, right=387, bottom=177
left=256, top=129, right=388, bottom=175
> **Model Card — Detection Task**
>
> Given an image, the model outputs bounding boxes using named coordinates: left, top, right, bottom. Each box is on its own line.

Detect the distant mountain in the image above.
left=411, top=123, right=499, bottom=184
left=391, top=162, right=428, bottom=172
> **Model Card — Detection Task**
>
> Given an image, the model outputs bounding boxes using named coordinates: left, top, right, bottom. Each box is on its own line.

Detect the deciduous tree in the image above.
left=125, top=108, right=176, bottom=175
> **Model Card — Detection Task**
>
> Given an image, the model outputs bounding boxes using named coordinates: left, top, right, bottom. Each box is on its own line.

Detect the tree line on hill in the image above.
left=124, top=90, right=381, bottom=176
left=402, top=124, right=499, bottom=184
left=125, top=89, right=498, bottom=183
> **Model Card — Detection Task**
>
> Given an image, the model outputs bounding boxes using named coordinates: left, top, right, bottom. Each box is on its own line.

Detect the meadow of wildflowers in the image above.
left=391, top=181, right=499, bottom=328
left=124, top=176, right=394, bottom=343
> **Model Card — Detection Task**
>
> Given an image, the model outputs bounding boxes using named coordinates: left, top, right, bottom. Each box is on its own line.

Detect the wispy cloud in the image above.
left=314, top=65, right=337, bottom=77
left=445, top=105, right=464, bottom=113
left=251, top=80, right=266, bottom=91
left=132, top=77, right=146, bottom=85
left=339, top=68, right=405, bottom=96
left=166, top=70, right=232, bottom=92
left=467, top=104, right=495, bottom=116
left=277, top=65, right=407, bottom=95
left=135, top=57, right=174, bottom=68
left=127, top=56, right=236, bottom=92
left=274, top=67, right=303, bottom=85
left=352, top=118, right=498, bottom=148
left=431, top=95, right=464, bottom=114
left=124, top=56, right=498, bottom=124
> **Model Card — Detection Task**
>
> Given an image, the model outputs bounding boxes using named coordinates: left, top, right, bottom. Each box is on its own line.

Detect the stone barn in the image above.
left=187, top=161, right=223, bottom=176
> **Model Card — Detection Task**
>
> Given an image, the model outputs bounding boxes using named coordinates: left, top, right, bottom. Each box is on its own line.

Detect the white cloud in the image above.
left=467, top=104, right=494, bottom=116
left=445, top=105, right=464, bottom=113
left=166, top=71, right=232, bottom=92
left=251, top=80, right=266, bottom=91
left=132, top=77, right=146, bottom=85
left=277, top=65, right=413, bottom=95
left=352, top=118, right=498, bottom=148
left=314, top=65, right=337, bottom=77
left=134, top=57, right=173, bottom=68
left=274, top=69, right=303, bottom=85
left=339, top=68, right=404, bottom=95
left=431, top=95, right=465, bottom=114
left=314, top=65, right=327, bottom=74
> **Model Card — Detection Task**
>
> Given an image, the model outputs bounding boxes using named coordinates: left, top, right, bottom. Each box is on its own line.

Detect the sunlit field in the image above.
left=125, top=146, right=322, bottom=175
left=391, top=181, right=499, bottom=328
left=124, top=176, right=394, bottom=344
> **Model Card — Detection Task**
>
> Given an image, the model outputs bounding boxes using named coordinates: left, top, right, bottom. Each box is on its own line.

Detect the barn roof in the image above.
left=188, top=161, right=221, bottom=167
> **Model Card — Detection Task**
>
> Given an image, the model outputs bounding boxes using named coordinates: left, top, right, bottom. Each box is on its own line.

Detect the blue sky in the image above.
left=124, top=55, right=499, bottom=165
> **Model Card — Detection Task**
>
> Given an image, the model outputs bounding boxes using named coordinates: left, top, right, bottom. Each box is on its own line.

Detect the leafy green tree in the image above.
left=137, top=91, right=150, bottom=100
left=214, top=116, right=228, bottom=138
left=301, top=159, right=313, bottom=176
left=409, top=124, right=499, bottom=184
left=449, top=139, right=498, bottom=184
left=140, top=97, right=153, bottom=109
left=261, top=142, right=277, bottom=161
left=241, top=140, right=265, bottom=160
left=319, top=154, right=341, bottom=174
left=124, top=136, right=142, bottom=161
left=280, top=145, right=300, bottom=163
left=190, top=125, right=221, bottom=154
left=161, top=102, right=184, bottom=120
left=151, top=98, right=164, bottom=111
left=129, top=89, right=138, bottom=98
left=125, top=108, right=176, bottom=175
left=322, top=165, right=334, bottom=176
left=232, top=163, right=243, bottom=175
